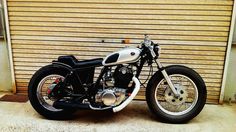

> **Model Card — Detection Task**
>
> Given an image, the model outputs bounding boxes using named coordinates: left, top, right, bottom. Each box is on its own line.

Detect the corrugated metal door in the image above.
left=7, top=0, right=234, bottom=103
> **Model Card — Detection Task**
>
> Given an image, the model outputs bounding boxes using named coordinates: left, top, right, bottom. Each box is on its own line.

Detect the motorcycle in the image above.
left=28, top=35, right=206, bottom=123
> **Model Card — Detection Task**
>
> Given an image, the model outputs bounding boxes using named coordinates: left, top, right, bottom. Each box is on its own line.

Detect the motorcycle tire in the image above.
left=146, top=65, right=207, bottom=123
left=28, top=65, right=76, bottom=120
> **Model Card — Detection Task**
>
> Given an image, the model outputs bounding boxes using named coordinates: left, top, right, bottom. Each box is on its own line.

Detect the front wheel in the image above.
left=146, top=65, right=206, bottom=123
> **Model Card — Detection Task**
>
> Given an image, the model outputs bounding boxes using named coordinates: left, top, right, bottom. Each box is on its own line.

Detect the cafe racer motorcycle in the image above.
left=28, top=35, right=206, bottom=123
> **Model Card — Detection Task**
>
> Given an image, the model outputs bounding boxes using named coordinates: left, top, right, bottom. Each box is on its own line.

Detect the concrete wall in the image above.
left=0, top=5, right=12, bottom=92
left=225, top=45, right=236, bottom=102
left=0, top=40, right=12, bottom=92
left=233, top=22, right=236, bottom=42
left=224, top=16, right=236, bottom=102
left=234, top=18, right=236, bottom=42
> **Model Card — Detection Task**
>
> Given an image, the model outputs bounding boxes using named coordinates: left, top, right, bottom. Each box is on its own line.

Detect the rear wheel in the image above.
left=146, top=65, right=206, bottom=123
left=28, top=65, right=76, bottom=120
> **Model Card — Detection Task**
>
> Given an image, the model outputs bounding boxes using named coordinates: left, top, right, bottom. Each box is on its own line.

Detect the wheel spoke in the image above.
left=36, top=74, right=66, bottom=112
left=175, top=104, right=184, bottom=112
left=154, top=74, right=199, bottom=116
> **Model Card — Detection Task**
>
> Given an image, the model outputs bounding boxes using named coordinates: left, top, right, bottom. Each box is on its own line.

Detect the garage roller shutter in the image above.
left=7, top=0, right=234, bottom=104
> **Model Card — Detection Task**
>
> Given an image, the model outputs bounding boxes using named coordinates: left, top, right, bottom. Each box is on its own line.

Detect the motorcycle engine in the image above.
left=95, top=65, right=133, bottom=106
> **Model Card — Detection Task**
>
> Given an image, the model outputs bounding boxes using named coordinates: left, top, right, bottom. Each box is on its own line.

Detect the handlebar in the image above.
left=140, top=35, right=160, bottom=60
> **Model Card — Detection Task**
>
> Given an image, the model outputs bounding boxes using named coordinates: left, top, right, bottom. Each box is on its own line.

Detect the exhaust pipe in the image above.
left=53, top=100, right=90, bottom=109
left=112, top=76, right=140, bottom=112
left=53, top=76, right=140, bottom=112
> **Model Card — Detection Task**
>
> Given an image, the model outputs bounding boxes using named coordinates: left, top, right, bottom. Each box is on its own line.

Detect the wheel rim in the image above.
left=36, top=74, right=64, bottom=112
left=154, top=74, right=199, bottom=116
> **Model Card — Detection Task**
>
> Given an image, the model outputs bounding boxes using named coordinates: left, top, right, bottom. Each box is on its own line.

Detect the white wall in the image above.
left=0, top=3, right=12, bottom=92
left=0, top=40, right=12, bottom=92
left=224, top=16, right=236, bottom=102
left=225, top=45, right=236, bottom=102
left=233, top=16, right=236, bottom=42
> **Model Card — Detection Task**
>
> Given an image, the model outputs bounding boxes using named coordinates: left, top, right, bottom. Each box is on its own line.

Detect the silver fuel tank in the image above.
left=102, top=47, right=141, bottom=66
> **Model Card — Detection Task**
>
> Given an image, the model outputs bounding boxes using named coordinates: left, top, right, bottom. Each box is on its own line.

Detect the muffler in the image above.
left=53, top=100, right=90, bottom=109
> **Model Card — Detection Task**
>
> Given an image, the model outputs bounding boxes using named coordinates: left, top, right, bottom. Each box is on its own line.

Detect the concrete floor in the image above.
left=0, top=93, right=235, bottom=132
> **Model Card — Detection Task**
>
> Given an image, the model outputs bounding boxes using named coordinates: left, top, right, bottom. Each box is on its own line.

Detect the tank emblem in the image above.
left=131, top=52, right=135, bottom=56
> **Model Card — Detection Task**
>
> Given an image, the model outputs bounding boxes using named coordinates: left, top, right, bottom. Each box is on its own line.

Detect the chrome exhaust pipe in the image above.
left=53, top=100, right=90, bottom=109
left=112, top=76, right=140, bottom=112
left=54, top=76, right=140, bottom=112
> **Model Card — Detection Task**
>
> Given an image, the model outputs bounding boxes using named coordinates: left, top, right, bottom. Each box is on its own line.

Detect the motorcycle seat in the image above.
left=54, top=55, right=103, bottom=68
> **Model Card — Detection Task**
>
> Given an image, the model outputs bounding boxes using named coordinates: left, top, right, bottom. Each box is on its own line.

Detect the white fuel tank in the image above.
left=102, top=47, right=141, bottom=66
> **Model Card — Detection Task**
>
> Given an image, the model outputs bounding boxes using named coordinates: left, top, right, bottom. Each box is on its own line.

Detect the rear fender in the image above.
left=52, top=61, right=73, bottom=71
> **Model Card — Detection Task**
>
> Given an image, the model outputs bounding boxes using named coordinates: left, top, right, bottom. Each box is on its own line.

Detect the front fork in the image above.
left=155, top=59, right=180, bottom=98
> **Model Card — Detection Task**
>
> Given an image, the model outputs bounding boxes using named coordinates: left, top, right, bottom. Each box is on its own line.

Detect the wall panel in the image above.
left=7, top=0, right=234, bottom=103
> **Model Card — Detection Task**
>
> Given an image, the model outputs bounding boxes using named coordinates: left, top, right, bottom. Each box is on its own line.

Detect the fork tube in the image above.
left=155, top=60, right=180, bottom=97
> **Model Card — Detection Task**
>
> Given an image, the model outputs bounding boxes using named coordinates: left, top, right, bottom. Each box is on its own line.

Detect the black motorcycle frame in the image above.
left=50, top=44, right=158, bottom=105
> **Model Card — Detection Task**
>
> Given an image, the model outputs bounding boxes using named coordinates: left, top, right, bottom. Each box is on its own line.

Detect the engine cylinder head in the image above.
left=114, top=65, right=133, bottom=88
